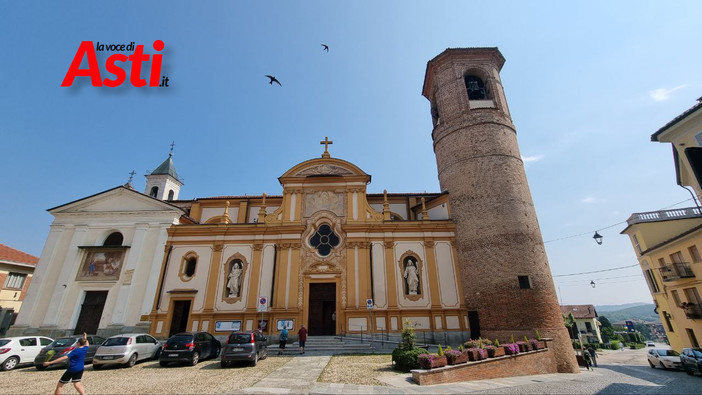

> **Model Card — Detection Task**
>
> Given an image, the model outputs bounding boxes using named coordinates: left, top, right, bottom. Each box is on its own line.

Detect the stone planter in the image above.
left=464, top=348, right=486, bottom=361
left=418, top=354, right=447, bottom=369
left=446, top=351, right=468, bottom=365
left=485, top=346, right=505, bottom=358
left=517, top=342, right=529, bottom=352
left=503, top=344, right=520, bottom=355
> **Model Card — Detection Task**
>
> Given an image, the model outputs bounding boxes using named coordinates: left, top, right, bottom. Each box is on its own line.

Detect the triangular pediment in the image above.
left=49, top=186, right=185, bottom=215
left=279, top=157, right=370, bottom=182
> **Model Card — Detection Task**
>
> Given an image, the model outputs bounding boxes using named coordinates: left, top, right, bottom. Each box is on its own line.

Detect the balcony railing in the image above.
left=626, top=207, right=702, bottom=226
left=682, top=303, right=702, bottom=319
left=658, top=262, right=696, bottom=281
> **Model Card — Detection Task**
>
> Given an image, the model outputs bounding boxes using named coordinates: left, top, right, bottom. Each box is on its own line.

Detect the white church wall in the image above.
left=435, top=241, right=460, bottom=308
left=370, top=242, right=387, bottom=309
left=165, top=245, right=212, bottom=313
left=257, top=244, right=276, bottom=307
left=200, top=206, right=240, bottom=223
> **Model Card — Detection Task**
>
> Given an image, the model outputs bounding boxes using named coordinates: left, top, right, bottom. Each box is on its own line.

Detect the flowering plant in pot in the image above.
left=516, top=340, right=528, bottom=352
left=504, top=343, right=520, bottom=355
left=529, top=338, right=541, bottom=350
left=417, top=353, right=447, bottom=369
left=445, top=349, right=468, bottom=365
left=464, top=347, right=485, bottom=361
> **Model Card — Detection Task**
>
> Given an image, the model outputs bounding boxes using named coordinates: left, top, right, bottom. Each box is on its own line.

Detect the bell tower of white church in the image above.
left=145, top=146, right=183, bottom=201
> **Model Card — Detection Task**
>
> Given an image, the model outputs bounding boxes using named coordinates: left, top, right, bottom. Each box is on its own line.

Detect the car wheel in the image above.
left=126, top=353, right=138, bottom=368
left=648, top=360, right=655, bottom=368
left=220, top=360, right=229, bottom=368
left=686, top=368, right=694, bottom=375
left=252, top=352, right=258, bottom=367
left=159, top=361, right=169, bottom=367
left=660, top=362, right=667, bottom=370
left=262, top=349, right=268, bottom=360
left=35, top=364, right=46, bottom=371
left=93, top=364, right=103, bottom=370
left=1, top=356, right=19, bottom=371
left=214, top=346, right=221, bottom=359
left=189, top=352, right=199, bottom=366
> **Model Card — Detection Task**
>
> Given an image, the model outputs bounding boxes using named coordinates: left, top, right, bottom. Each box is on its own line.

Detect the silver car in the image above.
left=93, top=334, right=161, bottom=369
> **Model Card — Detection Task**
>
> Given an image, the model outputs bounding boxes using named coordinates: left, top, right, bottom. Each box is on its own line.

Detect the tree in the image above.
left=598, top=316, right=612, bottom=328
left=563, top=312, right=577, bottom=339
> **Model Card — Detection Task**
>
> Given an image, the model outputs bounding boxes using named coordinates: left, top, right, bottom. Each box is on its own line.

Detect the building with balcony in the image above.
left=621, top=97, right=702, bottom=351
left=560, top=304, right=603, bottom=343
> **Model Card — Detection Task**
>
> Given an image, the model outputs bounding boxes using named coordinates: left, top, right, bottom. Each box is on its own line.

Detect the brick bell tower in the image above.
left=423, top=48, right=578, bottom=373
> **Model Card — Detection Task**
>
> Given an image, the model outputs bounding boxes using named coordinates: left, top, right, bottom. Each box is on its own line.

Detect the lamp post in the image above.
left=593, top=231, right=603, bottom=245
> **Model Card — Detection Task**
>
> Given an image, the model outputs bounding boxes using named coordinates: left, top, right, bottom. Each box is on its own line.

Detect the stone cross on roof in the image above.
left=320, top=136, right=333, bottom=158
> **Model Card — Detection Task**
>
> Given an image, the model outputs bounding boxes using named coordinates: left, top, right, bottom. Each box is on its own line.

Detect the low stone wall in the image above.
left=411, top=348, right=560, bottom=385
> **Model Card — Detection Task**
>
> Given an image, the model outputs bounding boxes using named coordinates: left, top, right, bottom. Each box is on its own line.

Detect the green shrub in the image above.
left=572, top=341, right=581, bottom=349
left=400, top=320, right=416, bottom=350
left=494, top=339, right=500, bottom=347
left=510, top=334, right=515, bottom=344
left=535, top=330, right=542, bottom=341
left=437, top=344, right=444, bottom=356
left=610, top=340, right=620, bottom=350
left=392, top=347, right=429, bottom=372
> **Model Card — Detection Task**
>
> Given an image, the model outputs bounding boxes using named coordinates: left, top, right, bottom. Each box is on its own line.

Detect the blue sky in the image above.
left=2, top=1, right=702, bottom=306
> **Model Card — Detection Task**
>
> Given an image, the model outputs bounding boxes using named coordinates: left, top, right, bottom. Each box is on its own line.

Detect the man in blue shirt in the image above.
left=44, top=332, right=89, bottom=395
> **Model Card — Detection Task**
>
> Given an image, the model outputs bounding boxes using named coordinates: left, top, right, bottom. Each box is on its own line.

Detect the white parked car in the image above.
left=647, top=348, right=682, bottom=369
left=0, top=336, right=54, bottom=371
left=92, top=334, right=161, bottom=369
left=646, top=341, right=655, bottom=347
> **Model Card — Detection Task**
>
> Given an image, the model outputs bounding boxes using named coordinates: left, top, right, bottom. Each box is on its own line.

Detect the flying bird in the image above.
left=321, top=44, right=329, bottom=52
left=265, top=75, right=282, bottom=86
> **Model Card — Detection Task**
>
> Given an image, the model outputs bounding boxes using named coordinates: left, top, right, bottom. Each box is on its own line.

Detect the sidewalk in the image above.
left=241, top=355, right=585, bottom=394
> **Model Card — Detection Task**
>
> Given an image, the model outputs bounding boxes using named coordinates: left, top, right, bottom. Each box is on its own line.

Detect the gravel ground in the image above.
left=318, top=354, right=404, bottom=386
left=0, top=356, right=292, bottom=394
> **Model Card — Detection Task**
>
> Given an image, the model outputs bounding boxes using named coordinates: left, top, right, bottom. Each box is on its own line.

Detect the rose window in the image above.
left=309, top=224, right=340, bottom=256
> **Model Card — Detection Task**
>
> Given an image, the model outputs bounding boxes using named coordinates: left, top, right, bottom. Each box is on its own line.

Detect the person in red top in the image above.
left=297, top=325, right=308, bottom=354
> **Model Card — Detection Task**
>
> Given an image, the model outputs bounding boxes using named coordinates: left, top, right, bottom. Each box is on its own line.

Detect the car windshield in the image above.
left=228, top=334, right=252, bottom=344
left=49, top=338, right=77, bottom=347
left=659, top=350, right=680, bottom=356
left=103, top=337, right=130, bottom=346
left=0, top=339, right=10, bottom=347
left=692, top=349, right=702, bottom=358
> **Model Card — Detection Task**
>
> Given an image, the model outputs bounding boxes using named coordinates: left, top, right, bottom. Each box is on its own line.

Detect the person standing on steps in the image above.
left=279, top=325, right=288, bottom=355
left=298, top=324, right=308, bottom=354
left=44, top=332, right=89, bottom=395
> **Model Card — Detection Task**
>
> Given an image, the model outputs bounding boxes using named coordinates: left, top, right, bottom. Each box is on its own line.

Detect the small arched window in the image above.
left=464, top=75, right=488, bottom=100
left=150, top=186, right=159, bottom=197
left=167, top=190, right=175, bottom=200
left=103, top=232, right=123, bottom=246
left=184, top=257, right=196, bottom=277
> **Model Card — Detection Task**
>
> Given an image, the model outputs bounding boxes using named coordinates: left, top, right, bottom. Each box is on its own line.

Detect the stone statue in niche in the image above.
left=227, top=261, right=243, bottom=298
left=403, top=257, right=420, bottom=295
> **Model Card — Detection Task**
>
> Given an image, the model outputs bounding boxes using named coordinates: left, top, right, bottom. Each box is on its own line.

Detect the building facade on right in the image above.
left=621, top=97, right=702, bottom=351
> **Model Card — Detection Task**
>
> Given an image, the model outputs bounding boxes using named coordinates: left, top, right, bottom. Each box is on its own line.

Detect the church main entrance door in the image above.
left=308, top=283, right=336, bottom=336
left=74, top=291, right=108, bottom=335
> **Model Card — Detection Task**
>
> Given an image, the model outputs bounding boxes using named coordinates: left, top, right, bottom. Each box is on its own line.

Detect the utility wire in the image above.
left=555, top=274, right=643, bottom=284
left=552, top=264, right=639, bottom=278
left=543, top=197, right=695, bottom=244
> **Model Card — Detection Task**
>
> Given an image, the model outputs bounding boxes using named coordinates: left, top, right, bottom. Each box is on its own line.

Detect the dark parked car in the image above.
left=159, top=332, right=220, bottom=366
left=220, top=331, right=268, bottom=367
left=680, top=348, right=702, bottom=376
left=34, top=335, right=105, bottom=370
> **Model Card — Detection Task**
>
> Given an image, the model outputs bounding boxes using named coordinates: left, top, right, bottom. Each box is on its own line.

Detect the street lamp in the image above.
left=593, top=231, right=603, bottom=245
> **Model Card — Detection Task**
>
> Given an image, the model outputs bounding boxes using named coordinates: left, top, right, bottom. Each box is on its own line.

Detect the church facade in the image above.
left=12, top=47, right=577, bottom=373
left=151, top=152, right=466, bottom=342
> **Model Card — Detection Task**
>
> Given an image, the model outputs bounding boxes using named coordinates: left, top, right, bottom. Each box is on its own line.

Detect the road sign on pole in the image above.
left=258, top=297, right=268, bottom=312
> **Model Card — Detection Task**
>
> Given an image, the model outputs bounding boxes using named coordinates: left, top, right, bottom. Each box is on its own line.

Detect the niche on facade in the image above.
left=398, top=251, right=423, bottom=302
left=222, top=253, right=248, bottom=304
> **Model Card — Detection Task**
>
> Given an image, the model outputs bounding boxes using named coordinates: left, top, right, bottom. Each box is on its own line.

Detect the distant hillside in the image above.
left=595, top=303, right=649, bottom=313
left=596, top=303, right=660, bottom=323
